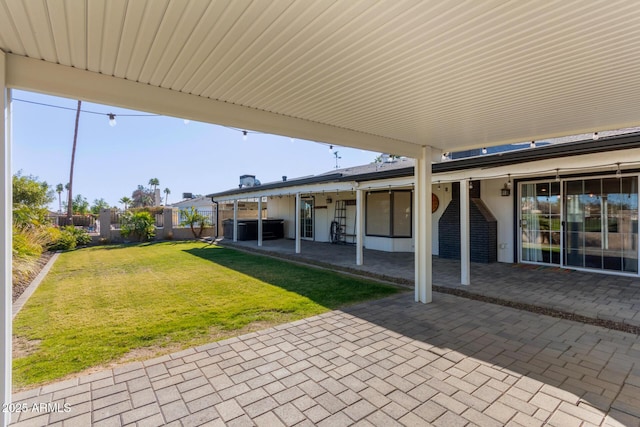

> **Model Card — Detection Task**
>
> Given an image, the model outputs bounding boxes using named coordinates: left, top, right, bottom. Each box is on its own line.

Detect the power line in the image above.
left=12, top=98, right=160, bottom=117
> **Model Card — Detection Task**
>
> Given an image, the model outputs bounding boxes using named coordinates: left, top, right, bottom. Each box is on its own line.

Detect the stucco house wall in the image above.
left=480, top=178, right=515, bottom=263
left=265, top=184, right=453, bottom=254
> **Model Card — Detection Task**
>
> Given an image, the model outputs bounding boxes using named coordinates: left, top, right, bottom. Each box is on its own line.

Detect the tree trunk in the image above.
left=67, top=100, right=82, bottom=226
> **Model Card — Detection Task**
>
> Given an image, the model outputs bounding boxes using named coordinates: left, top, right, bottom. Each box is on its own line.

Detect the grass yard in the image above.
left=13, top=241, right=400, bottom=388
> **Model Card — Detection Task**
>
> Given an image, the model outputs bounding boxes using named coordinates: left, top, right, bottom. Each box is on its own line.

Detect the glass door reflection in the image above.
left=300, top=198, right=314, bottom=240
left=564, top=177, right=638, bottom=273
left=520, top=181, right=561, bottom=264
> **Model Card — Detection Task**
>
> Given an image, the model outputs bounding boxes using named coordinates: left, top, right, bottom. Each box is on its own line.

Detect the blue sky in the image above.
left=11, top=90, right=377, bottom=210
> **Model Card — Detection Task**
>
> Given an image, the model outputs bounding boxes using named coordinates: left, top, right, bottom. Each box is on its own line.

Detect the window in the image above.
left=365, top=190, right=412, bottom=237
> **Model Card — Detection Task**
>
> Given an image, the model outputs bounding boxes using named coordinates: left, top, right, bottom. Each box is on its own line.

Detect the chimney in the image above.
left=282, top=176, right=287, bottom=182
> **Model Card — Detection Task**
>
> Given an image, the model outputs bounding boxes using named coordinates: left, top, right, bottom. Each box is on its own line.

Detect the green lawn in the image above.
left=13, top=241, right=400, bottom=388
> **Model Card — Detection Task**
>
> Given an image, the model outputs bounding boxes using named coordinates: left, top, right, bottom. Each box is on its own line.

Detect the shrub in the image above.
left=11, top=173, right=58, bottom=286
left=44, top=227, right=62, bottom=248
left=67, top=227, right=92, bottom=246
left=49, top=228, right=77, bottom=251
left=120, top=211, right=155, bottom=242
left=48, top=226, right=91, bottom=251
left=13, top=226, right=44, bottom=259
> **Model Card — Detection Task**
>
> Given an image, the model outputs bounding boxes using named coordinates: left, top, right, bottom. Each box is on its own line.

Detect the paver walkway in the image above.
left=10, top=292, right=640, bottom=426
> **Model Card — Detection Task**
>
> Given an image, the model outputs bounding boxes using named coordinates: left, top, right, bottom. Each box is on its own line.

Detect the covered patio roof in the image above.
left=3, top=3, right=640, bottom=424
left=2, top=1, right=640, bottom=155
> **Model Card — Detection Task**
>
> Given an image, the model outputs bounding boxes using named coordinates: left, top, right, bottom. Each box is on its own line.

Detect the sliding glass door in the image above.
left=520, top=182, right=561, bottom=264
left=564, top=177, right=638, bottom=273
left=520, top=176, right=638, bottom=274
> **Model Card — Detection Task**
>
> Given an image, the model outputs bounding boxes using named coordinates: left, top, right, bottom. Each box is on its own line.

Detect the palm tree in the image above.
left=163, top=187, right=171, bottom=205
left=55, top=183, right=63, bottom=213
left=148, top=178, right=160, bottom=205
left=179, top=207, right=210, bottom=238
left=119, top=196, right=132, bottom=210
left=148, top=178, right=159, bottom=193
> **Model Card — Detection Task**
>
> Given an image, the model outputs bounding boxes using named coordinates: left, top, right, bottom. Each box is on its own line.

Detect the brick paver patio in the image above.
left=227, top=240, right=640, bottom=329
left=10, top=291, right=640, bottom=426
left=9, top=240, right=640, bottom=426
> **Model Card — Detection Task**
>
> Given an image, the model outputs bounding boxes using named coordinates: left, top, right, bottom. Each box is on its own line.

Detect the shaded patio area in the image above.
left=224, top=239, right=640, bottom=331
left=10, top=292, right=640, bottom=426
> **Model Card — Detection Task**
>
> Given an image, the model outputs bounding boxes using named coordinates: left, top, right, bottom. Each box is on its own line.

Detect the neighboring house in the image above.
left=208, top=131, right=640, bottom=278
left=171, top=195, right=215, bottom=211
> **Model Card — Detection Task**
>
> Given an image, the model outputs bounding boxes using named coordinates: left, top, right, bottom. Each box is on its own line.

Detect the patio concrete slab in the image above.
left=225, top=239, right=640, bottom=330
left=10, top=292, right=640, bottom=426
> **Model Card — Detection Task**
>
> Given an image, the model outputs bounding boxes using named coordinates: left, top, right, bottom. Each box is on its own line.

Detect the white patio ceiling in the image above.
left=2, top=0, right=640, bottom=157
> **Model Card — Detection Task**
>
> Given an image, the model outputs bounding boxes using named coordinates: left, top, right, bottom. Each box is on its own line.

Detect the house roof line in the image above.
left=207, top=132, right=640, bottom=199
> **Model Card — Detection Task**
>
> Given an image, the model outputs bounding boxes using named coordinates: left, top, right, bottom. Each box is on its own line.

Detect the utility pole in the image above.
left=67, top=100, right=81, bottom=225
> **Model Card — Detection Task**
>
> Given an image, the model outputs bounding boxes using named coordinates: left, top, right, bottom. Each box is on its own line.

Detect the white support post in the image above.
left=460, top=180, right=471, bottom=285
left=1, top=52, right=13, bottom=427
left=233, top=200, right=238, bottom=242
left=295, top=193, right=301, bottom=253
left=257, top=197, right=263, bottom=247
left=356, top=189, right=364, bottom=265
left=414, top=146, right=432, bottom=303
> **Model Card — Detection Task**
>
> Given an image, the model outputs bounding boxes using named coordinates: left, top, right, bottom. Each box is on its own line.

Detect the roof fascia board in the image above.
left=346, top=133, right=640, bottom=182
left=210, top=181, right=357, bottom=202
left=432, top=133, right=640, bottom=173
left=435, top=147, right=640, bottom=183
left=356, top=176, right=415, bottom=190
left=208, top=173, right=345, bottom=198
left=5, top=54, right=421, bottom=157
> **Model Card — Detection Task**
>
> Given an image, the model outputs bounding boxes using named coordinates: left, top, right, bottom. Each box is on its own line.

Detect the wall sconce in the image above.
left=326, top=197, right=333, bottom=204
left=501, top=183, right=511, bottom=197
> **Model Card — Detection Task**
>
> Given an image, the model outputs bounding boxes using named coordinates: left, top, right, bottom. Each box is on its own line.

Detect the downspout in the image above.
left=211, top=198, right=219, bottom=239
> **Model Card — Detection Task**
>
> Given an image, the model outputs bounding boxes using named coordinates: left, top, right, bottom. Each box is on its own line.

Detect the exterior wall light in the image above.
left=501, top=183, right=511, bottom=197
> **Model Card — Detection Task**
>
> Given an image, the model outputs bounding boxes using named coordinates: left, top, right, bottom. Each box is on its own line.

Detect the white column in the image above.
left=233, top=200, right=238, bottom=242
left=414, top=146, right=432, bottom=303
left=356, top=189, right=364, bottom=265
left=1, top=53, right=13, bottom=427
left=460, top=180, right=471, bottom=285
left=257, top=197, right=263, bottom=247
left=295, top=193, right=301, bottom=253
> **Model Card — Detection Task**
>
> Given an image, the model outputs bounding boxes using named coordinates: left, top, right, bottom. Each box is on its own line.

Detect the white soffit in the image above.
left=2, top=0, right=640, bottom=154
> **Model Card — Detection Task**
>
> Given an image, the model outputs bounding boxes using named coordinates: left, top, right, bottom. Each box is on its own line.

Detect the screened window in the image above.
left=366, top=190, right=412, bottom=237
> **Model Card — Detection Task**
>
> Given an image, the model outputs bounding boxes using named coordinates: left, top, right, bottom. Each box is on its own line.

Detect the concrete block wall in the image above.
left=98, top=208, right=215, bottom=243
